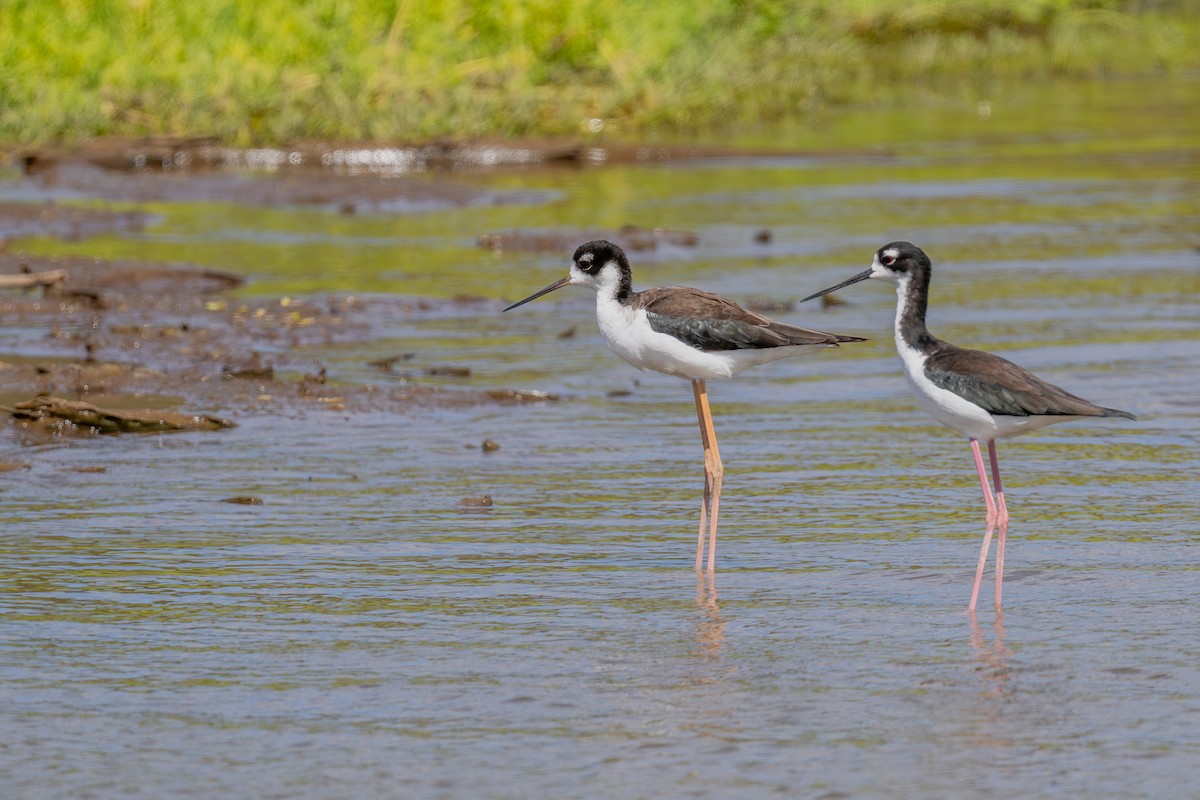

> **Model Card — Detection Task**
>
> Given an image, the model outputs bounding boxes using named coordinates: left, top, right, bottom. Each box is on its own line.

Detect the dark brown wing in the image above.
left=925, top=345, right=1133, bottom=418
left=634, top=286, right=864, bottom=351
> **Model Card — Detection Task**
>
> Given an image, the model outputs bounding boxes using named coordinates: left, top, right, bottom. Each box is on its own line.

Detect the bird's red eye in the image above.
left=880, top=254, right=896, bottom=266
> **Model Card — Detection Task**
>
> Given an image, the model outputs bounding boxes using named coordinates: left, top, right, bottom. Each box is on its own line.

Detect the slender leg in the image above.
left=987, top=440, right=1009, bottom=527
left=691, top=379, right=723, bottom=574
left=968, top=438, right=998, bottom=613
left=691, top=380, right=713, bottom=572
left=706, top=441, right=724, bottom=574
left=988, top=441, right=1009, bottom=609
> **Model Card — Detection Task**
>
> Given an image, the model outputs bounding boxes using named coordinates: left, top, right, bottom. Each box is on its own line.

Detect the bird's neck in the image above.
left=894, top=270, right=937, bottom=354
left=596, top=265, right=634, bottom=304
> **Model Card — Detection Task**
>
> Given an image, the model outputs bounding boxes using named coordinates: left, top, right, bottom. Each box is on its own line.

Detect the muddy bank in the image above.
left=9, top=396, right=235, bottom=435
left=13, top=134, right=869, bottom=174
left=5, top=134, right=884, bottom=210
left=13, top=157, right=521, bottom=211
left=0, top=249, right=556, bottom=433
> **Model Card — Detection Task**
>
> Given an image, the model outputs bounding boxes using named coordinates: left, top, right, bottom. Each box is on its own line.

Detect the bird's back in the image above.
left=635, top=286, right=863, bottom=351
left=924, top=343, right=1135, bottom=419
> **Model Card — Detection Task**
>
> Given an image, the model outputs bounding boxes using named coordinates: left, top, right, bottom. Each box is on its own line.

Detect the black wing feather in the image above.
left=636, top=286, right=862, bottom=351
left=646, top=312, right=789, bottom=350
left=924, top=346, right=1131, bottom=418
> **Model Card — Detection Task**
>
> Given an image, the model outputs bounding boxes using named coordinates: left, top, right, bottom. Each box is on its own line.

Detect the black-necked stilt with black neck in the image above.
left=801, top=241, right=1135, bottom=612
left=505, top=239, right=865, bottom=573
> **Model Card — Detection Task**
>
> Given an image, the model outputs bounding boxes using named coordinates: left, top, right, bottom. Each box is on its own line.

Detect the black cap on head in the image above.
left=573, top=240, right=627, bottom=276
left=876, top=241, right=931, bottom=274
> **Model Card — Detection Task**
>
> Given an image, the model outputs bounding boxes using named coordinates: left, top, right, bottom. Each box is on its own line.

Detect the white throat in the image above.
left=574, top=259, right=625, bottom=303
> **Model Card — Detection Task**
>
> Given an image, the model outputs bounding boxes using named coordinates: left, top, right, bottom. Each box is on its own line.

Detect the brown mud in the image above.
left=0, top=252, right=558, bottom=435
left=10, top=396, right=235, bottom=435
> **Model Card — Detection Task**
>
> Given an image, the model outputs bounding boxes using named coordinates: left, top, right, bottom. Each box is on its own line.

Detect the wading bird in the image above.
left=505, top=240, right=864, bottom=573
left=801, top=242, right=1134, bottom=611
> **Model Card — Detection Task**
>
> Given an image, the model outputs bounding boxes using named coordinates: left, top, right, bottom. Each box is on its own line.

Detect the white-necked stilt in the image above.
left=505, top=239, right=864, bottom=573
left=801, top=241, right=1135, bottom=611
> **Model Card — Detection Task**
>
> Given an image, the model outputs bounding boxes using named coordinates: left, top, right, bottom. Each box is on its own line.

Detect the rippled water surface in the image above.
left=2, top=79, right=1199, bottom=798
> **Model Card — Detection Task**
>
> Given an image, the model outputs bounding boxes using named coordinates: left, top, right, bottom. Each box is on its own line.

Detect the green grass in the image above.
left=0, top=0, right=1196, bottom=145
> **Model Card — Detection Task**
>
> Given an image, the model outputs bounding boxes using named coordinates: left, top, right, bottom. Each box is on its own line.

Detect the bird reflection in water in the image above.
left=694, top=572, right=725, bottom=660
left=969, top=610, right=1013, bottom=698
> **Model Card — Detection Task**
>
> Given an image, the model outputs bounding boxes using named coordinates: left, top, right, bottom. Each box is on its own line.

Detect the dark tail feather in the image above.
left=807, top=332, right=867, bottom=346
left=767, top=321, right=867, bottom=346
left=1101, top=407, right=1136, bottom=420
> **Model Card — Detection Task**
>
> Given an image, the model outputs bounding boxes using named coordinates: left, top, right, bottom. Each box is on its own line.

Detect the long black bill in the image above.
left=799, top=268, right=873, bottom=303
left=503, top=275, right=573, bottom=312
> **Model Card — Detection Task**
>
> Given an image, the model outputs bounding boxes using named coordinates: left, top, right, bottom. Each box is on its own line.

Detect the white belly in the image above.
left=595, top=297, right=816, bottom=380
left=895, top=337, right=1081, bottom=441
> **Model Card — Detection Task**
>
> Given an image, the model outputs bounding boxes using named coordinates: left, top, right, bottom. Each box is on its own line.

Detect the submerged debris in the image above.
left=369, top=353, right=416, bottom=371
left=426, top=366, right=471, bottom=378
left=457, top=495, right=494, bottom=509
left=10, top=396, right=235, bottom=435
left=221, top=496, right=263, bottom=505
left=223, top=354, right=275, bottom=380
left=483, top=389, right=559, bottom=403
left=0, top=268, right=68, bottom=290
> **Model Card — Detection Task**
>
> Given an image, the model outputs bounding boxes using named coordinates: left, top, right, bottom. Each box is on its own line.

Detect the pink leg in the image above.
left=988, top=441, right=1009, bottom=609
left=968, top=439, right=998, bottom=613
left=987, top=440, right=1009, bottom=527
left=695, top=470, right=711, bottom=573
left=692, top=381, right=711, bottom=572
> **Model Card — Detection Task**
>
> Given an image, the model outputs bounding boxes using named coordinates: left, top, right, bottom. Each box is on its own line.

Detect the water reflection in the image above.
left=969, top=610, right=1013, bottom=699
left=693, top=572, right=724, bottom=661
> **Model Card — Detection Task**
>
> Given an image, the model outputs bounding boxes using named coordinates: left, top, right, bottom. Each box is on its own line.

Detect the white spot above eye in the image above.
left=883, top=247, right=899, bottom=262
left=578, top=252, right=594, bottom=264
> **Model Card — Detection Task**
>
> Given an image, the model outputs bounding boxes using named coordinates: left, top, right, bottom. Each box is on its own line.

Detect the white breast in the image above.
left=892, top=300, right=1084, bottom=441
left=894, top=335, right=1001, bottom=441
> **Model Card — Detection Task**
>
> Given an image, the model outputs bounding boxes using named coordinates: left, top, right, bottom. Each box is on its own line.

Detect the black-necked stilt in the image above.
left=505, top=239, right=865, bottom=573
left=801, top=241, right=1135, bottom=612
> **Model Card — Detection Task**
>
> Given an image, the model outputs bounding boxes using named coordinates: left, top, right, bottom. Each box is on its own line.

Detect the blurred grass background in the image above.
left=0, top=0, right=1195, bottom=145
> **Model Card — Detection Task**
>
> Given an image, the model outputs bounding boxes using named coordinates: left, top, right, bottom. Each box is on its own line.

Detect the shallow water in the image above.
left=2, top=77, right=1200, bottom=798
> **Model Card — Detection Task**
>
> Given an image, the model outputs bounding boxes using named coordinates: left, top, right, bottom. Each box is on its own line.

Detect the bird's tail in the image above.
left=766, top=320, right=866, bottom=346
left=1100, top=407, right=1136, bottom=420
